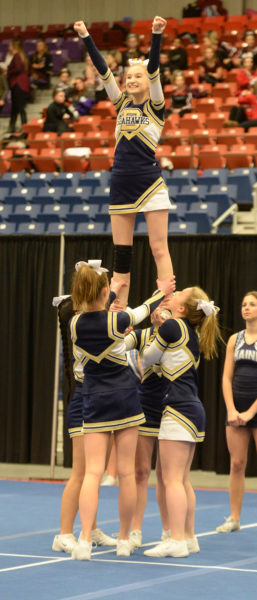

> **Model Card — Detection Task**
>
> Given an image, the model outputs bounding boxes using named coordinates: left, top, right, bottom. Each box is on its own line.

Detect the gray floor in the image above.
left=1, top=462, right=257, bottom=490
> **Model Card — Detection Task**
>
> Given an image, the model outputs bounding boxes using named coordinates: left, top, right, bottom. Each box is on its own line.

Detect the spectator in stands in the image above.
left=121, top=33, right=141, bottom=67
left=43, top=87, right=76, bottom=135
left=106, top=50, right=124, bottom=86
left=203, top=30, right=240, bottom=71
left=224, top=80, right=257, bottom=131
left=168, top=70, right=208, bottom=117
left=29, top=40, right=53, bottom=89
left=198, top=46, right=223, bottom=86
left=57, top=68, right=72, bottom=100
left=70, top=77, right=95, bottom=116
left=7, top=39, right=30, bottom=133
left=0, top=67, right=8, bottom=113
left=236, top=54, right=256, bottom=94
left=84, top=54, right=107, bottom=101
left=169, top=37, right=188, bottom=72
left=159, top=50, right=172, bottom=86
left=239, top=30, right=257, bottom=69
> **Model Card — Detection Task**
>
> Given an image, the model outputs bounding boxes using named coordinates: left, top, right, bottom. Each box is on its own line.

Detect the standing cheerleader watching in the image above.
left=216, top=291, right=257, bottom=533
left=141, top=287, right=222, bottom=558
left=73, top=17, right=174, bottom=308
left=70, top=261, right=175, bottom=560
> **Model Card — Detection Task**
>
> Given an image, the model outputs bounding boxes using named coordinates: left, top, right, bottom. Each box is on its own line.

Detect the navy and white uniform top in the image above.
left=125, top=325, right=169, bottom=436
left=81, top=32, right=170, bottom=214
left=232, top=329, right=257, bottom=405
left=143, top=317, right=206, bottom=442
left=69, top=290, right=165, bottom=432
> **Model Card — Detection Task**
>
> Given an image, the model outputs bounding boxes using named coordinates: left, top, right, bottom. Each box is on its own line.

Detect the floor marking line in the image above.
left=92, top=557, right=257, bottom=573
left=0, top=557, right=72, bottom=573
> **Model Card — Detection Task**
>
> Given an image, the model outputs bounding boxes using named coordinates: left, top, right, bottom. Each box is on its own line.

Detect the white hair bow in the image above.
left=128, top=58, right=149, bottom=67
left=52, top=294, right=71, bottom=307
left=75, top=259, right=109, bottom=275
left=196, top=299, right=217, bottom=316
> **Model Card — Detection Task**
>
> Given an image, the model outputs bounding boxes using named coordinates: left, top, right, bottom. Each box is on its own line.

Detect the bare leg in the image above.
left=106, top=436, right=117, bottom=478
left=115, top=426, right=138, bottom=539
left=226, top=425, right=251, bottom=521
left=144, top=210, right=173, bottom=279
left=60, top=436, right=85, bottom=534
left=183, top=443, right=196, bottom=538
left=110, top=213, right=136, bottom=307
left=79, top=432, right=110, bottom=541
left=155, top=447, right=169, bottom=531
left=131, top=435, right=155, bottom=531
left=159, top=439, right=193, bottom=540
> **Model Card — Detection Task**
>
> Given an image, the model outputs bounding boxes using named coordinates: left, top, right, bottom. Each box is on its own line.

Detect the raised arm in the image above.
left=73, top=21, right=122, bottom=105
left=147, top=16, right=167, bottom=109
left=126, top=277, right=175, bottom=326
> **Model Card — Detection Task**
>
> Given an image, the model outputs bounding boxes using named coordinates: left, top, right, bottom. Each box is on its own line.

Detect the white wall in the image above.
left=0, top=0, right=247, bottom=28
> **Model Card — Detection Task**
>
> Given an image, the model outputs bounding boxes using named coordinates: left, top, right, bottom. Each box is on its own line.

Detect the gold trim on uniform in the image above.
left=148, top=67, right=160, bottom=82
left=139, top=425, right=159, bottom=437
left=99, top=67, right=113, bottom=84
left=83, top=412, right=145, bottom=432
left=68, top=426, right=84, bottom=438
left=145, top=100, right=165, bottom=126
left=70, top=312, right=129, bottom=366
left=162, top=407, right=205, bottom=442
left=109, top=177, right=167, bottom=214
left=161, top=358, right=194, bottom=382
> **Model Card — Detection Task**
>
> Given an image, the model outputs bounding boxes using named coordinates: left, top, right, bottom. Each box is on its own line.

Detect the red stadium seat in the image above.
left=217, top=128, right=244, bottom=147
left=99, top=118, right=116, bottom=134
left=205, top=113, right=227, bottom=131
left=33, top=148, right=61, bottom=172
left=22, top=119, right=44, bottom=137
left=190, top=129, right=217, bottom=146
left=170, top=145, right=198, bottom=169
left=84, top=130, right=111, bottom=150
left=198, top=145, right=227, bottom=169
left=195, top=98, right=221, bottom=115
left=164, top=129, right=190, bottom=148
left=10, top=149, right=38, bottom=172
left=91, top=101, right=116, bottom=118
left=180, top=113, right=206, bottom=131
left=89, top=147, right=115, bottom=170
left=58, top=132, right=84, bottom=149
left=28, top=132, right=58, bottom=150
left=225, top=144, right=254, bottom=169
left=212, top=83, right=235, bottom=101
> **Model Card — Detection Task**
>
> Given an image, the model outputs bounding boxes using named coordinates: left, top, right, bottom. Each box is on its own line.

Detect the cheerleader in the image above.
left=125, top=307, right=171, bottom=550
left=140, top=287, right=222, bottom=557
left=70, top=260, right=174, bottom=560
left=73, top=17, right=173, bottom=308
left=51, top=292, right=119, bottom=553
left=217, top=291, right=257, bottom=533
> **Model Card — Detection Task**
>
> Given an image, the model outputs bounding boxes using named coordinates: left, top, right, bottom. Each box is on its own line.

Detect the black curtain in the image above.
left=0, top=235, right=60, bottom=464
left=63, top=234, right=257, bottom=474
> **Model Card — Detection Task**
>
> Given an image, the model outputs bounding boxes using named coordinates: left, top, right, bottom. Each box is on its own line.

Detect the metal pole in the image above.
left=50, top=232, right=65, bottom=478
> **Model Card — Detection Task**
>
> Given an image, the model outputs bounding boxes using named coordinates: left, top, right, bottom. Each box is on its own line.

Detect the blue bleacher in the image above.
left=17, top=222, right=46, bottom=234
left=37, top=186, right=63, bottom=203
left=166, top=170, right=198, bottom=190
left=64, top=186, right=94, bottom=203
left=205, top=185, right=235, bottom=216
left=13, top=203, right=41, bottom=219
left=68, top=202, right=98, bottom=219
left=168, top=221, right=197, bottom=234
left=170, top=201, right=187, bottom=219
left=50, top=173, right=80, bottom=189
left=227, top=169, right=255, bottom=205
left=0, top=222, right=17, bottom=234
left=189, top=201, right=218, bottom=220
left=197, top=169, right=229, bottom=189
left=21, top=173, right=53, bottom=188
left=176, top=185, right=208, bottom=205
left=167, top=185, right=178, bottom=201
left=185, top=211, right=212, bottom=233
left=0, top=204, right=12, bottom=219
left=8, top=186, right=36, bottom=202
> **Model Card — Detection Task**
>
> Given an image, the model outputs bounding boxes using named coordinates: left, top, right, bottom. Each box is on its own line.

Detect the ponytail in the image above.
left=184, top=286, right=223, bottom=359
left=72, top=264, right=108, bottom=309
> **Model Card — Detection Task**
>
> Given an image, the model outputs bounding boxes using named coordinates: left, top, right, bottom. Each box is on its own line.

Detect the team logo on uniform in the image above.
left=117, top=107, right=149, bottom=139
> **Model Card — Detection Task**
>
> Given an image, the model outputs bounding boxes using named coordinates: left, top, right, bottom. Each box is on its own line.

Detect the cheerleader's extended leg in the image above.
left=115, top=425, right=139, bottom=554
left=144, top=210, right=173, bottom=281
left=111, top=213, right=136, bottom=308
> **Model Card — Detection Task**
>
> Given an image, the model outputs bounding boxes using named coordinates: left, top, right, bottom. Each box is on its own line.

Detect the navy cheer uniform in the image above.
left=80, top=32, right=171, bottom=215
left=232, top=330, right=257, bottom=427
left=69, top=290, right=165, bottom=433
left=125, top=326, right=169, bottom=436
left=143, top=318, right=206, bottom=443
